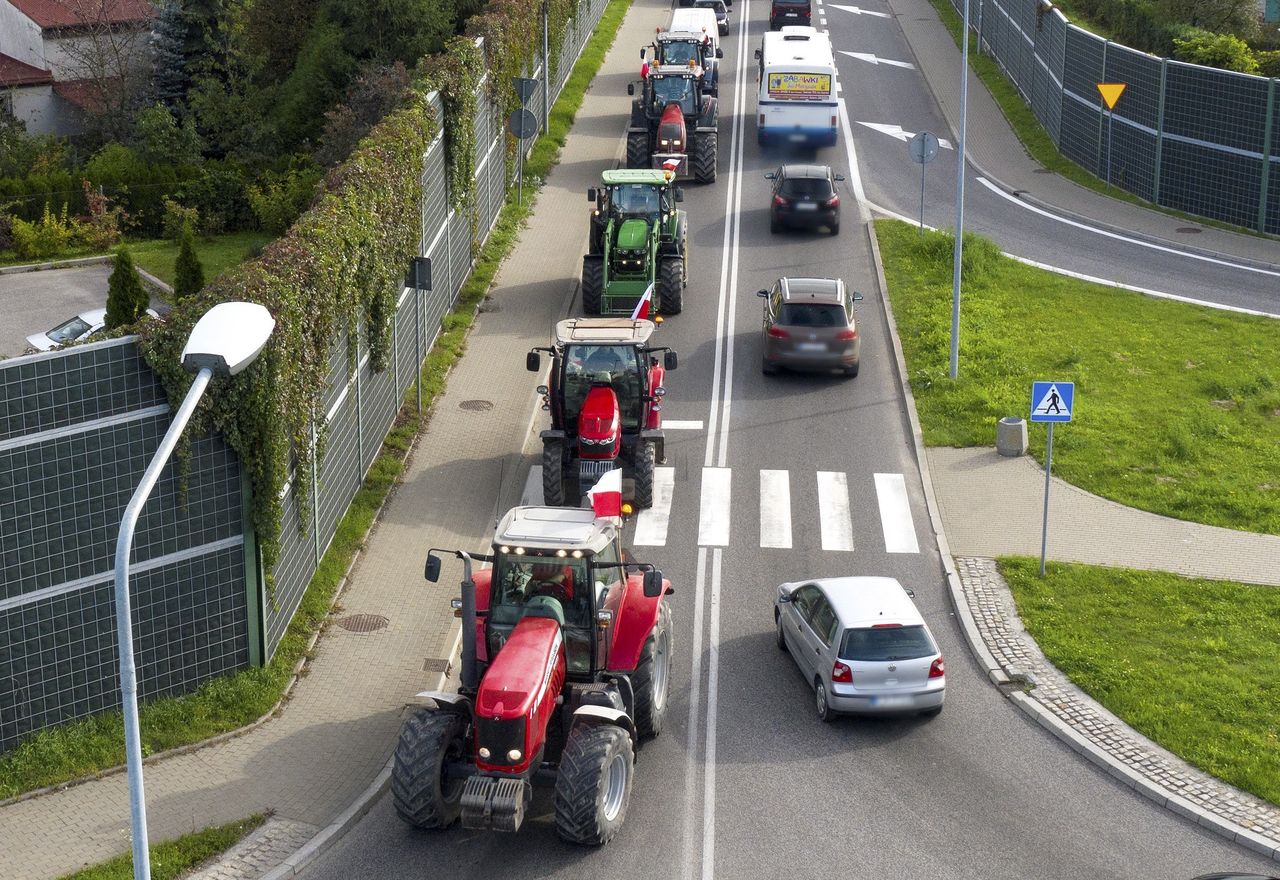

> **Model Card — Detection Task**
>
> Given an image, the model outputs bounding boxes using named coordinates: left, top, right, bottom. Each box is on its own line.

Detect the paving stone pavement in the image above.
left=957, top=556, right=1280, bottom=857
left=188, top=818, right=319, bottom=880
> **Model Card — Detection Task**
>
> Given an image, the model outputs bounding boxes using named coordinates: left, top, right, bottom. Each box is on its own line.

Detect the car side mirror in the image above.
left=664, top=350, right=678, bottom=370
left=674, top=187, right=684, bottom=202
left=526, top=351, right=540, bottom=371
left=587, top=187, right=597, bottom=202
left=756, top=289, right=769, bottom=298
left=834, top=174, right=846, bottom=182
left=425, top=552, right=441, bottom=582
left=763, top=172, right=776, bottom=180
left=627, top=83, right=635, bottom=96
left=640, top=47, right=646, bottom=59
left=643, top=569, right=664, bottom=598
left=852, top=292, right=864, bottom=302
left=777, top=593, right=791, bottom=603
left=716, top=48, right=724, bottom=59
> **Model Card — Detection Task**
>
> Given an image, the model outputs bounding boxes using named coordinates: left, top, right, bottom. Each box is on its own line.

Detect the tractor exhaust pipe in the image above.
left=425, top=548, right=479, bottom=693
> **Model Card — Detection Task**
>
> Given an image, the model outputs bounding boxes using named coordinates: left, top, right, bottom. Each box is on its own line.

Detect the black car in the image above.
left=765, top=164, right=843, bottom=235
left=769, top=0, right=811, bottom=29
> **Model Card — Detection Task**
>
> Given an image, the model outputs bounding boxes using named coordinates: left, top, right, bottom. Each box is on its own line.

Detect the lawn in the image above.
left=876, top=219, right=1280, bottom=534
left=128, top=232, right=272, bottom=287
left=57, top=815, right=264, bottom=880
left=1001, top=557, right=1280, bottom=807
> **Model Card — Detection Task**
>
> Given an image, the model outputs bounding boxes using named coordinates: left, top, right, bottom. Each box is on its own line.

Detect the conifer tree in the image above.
left=173, top=226, right=205, bottom=301
left=105, top=247, right=149, bottom=330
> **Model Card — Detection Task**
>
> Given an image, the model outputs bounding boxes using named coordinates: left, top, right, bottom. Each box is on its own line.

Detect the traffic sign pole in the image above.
left=1029, top=380, right=1074, bottom=576
left=1040, top=422, right=1053, bottom=576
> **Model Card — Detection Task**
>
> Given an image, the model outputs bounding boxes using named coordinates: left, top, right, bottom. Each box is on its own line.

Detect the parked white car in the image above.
left=25, top=307, right=158, bottom=352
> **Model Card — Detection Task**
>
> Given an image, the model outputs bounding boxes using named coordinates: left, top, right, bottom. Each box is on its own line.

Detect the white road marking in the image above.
left=817, top=471, right=856, bottom=551
left=820, top=16, right=827, bottom=24
left=698, top=467, right=732, bottom=546
left=857, top=120, right=953, bottom=148
left=839, top=50, right=916, bottom=69
left=702, top=548, right=723, bottom=880
left=837, top=97, right=870, bottom=219
left=633, top=467, right=676, bottom=546
left=681, top=547, right=709, bottom=880
left=828, top=2, right=892, bottom=15
left=874, top=472, right=920, bottom=553
left=759, top=470, right=793, bottom=549
left=663, top=419, right=705, bottom=430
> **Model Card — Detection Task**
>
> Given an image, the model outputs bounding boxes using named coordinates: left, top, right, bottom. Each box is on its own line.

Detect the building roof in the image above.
left=8, top=0, right=155, bottom=30
left=52, top=78, right=104, bottom=111
left=0, top=53, right=54, bottom=87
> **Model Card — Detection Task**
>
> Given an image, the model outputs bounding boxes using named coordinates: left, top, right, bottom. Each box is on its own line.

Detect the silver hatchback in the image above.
left=774, top=576, right=945, bottom=721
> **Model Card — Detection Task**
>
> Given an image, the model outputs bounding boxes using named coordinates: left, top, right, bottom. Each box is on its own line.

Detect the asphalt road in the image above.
left=0, top=265, right=115, bottom=358
left=299, top=0, right=1279, bottom=876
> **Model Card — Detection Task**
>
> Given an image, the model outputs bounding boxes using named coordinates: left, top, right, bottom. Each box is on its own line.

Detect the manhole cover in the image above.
left=1176, top=226, right=1202, bottom=234
left=335, top=613, right=389, bottom=633
left=422, top=658, right=450, bottom=674
left=460, top=399, right=494, bottom=411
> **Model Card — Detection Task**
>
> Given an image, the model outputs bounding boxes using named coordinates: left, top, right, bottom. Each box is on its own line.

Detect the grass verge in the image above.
left=1000, top=557, right=1280, bottom=806
left=876, top=219, right=1280, bottom=534
left=128, top=232, right=273, bottom=286
left=0, top=0, right=631, bottom=801
left=57, top=814, right=265, bottom=880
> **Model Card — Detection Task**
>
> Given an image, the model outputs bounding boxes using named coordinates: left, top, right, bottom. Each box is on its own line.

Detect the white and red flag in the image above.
left=630, top=282, right=655, bottom=320
left=588, top=468, right=624, bottom=519
left=661, top=156, right=681, bottom=173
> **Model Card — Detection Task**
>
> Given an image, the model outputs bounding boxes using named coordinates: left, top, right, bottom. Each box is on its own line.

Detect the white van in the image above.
left=755, top=26, right=838, bottom=148
left=668, top=7, right=720, bottom=57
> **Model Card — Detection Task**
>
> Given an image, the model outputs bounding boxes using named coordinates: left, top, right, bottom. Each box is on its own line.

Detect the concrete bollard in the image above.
left=996, top=416, right=1027, bottom=457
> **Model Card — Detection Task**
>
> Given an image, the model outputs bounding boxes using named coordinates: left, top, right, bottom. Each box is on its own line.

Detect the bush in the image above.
left=162, top=197, right=200, bottom=241
left=83, top=143, right=191, bottom=237
left=75, top=179, right=127, bottom=251
left=1255, top=50, right=1280, bottom=78
left=173, top=227, right=206, bottom=301
left=131, top=103, right=204, bottom=166
left=176, top=163, right=254, bottom=234
left=247, top=165, right=323, bottom=235
left=105, top=246, right=149, bottom=330
left=1172, top=29, right=1260, bottom=73
left=10, top=203, right=75, bottom=259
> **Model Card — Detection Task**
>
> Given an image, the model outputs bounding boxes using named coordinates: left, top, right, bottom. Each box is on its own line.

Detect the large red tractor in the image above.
left=527, top=317, right=678, bottom=509
left=391, top=506, right=674, bottom=844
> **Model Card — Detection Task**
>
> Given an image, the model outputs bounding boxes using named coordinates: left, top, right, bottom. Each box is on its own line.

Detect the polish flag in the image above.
left=588, top=468, right=624, bottom=519
left=661, top=157, right=681, bottom=173
left=630, top=282, right=655, bottom=320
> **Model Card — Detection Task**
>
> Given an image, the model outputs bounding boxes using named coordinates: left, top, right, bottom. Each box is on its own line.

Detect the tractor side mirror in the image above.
left=664, top=350, right=678, bottom=370
left=425, top=552, right=441, bottom=582
left=587, top=187, right=597, bottom=202
left=834, top=174, right=846, bottom=182
left=674, top=187, right=684, bottom=202
left=756, top=289, right=769, bottom=298
left=754, top=48, right=761, bottom=60
left=716, top=48, right=724, bottom=59
left=640, top=47, right=646, bottom=59
left=526, top=351, right=541, bottom=371
left=853, top=292, right=865, bottom=302
left=627, top=83, right=635, bottom=96
left=764, top=172, right=776, bottom=180
left=643, top=569, right=664, bottom=598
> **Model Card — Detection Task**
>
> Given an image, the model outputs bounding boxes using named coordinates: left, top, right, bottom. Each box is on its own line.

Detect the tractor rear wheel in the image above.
left=632, top=601, right=672, bottom=738
left=582, top=255, right=604, bottom=315
left=657, top=256, right=683, bottom=316
left=632, top=440, right=656, bottom=509
left=691, top=132, right=718, bottom=184
left=392, top=708, right=468, bottom=829
left=626, top=131, right=650, bottom=169
left=543, top=439, right=565, bottom=506
left=554, top=724, right=635, bottom=845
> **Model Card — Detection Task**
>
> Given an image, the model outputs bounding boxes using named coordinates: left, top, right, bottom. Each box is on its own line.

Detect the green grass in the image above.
left=876, top=219, right=1280, bottom=533
left=57, top=814, right=265, bottom=880
left=128, top=232, right=273, bottom=286
left=1001, top=558, right=1280, bottom=806
left=0, top=0, right=631, bottom=802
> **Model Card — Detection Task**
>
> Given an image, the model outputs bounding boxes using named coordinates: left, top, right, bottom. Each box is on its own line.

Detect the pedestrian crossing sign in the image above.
left=1030, top=381, right=1074, bottom=423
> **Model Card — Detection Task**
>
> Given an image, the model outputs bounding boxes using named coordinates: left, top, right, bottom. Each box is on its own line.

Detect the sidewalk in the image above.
left=0, top=0, right=665, bottom=874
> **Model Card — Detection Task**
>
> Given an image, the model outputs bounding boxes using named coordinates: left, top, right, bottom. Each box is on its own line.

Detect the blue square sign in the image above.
left=1030, top=381, right=1074, bottom=423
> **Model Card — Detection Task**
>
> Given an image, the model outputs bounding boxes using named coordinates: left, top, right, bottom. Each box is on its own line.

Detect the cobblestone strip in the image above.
left=187, top=818, right=320, bottom=880
left=956, top=556, right=1280, bottom=858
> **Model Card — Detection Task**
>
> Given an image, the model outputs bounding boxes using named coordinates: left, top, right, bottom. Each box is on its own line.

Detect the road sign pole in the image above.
left=1105, top=110, right=1114, bottom=187
left=949, top=0, right=970, bottom=380
left=919, top=162, right=926, bottom=235
left=1039, top=421, right=1054, bottom=576
left=518, top=144, right=524, bottom=206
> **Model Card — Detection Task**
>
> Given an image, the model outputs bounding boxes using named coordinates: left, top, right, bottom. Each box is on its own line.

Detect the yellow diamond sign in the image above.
left=1097, top=82, right=1126, bottom=110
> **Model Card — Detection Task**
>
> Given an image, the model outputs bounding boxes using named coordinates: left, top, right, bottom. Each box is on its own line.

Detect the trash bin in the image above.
left=996, top=416, right=1027, bottom=457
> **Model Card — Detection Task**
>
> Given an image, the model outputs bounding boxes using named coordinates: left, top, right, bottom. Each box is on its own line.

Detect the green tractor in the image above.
left=583, top=169, right=688, bottom=317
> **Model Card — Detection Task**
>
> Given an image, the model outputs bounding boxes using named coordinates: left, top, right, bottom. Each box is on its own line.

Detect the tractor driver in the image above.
left=613, top=184, right=661, bottom=219
left=650, top=75, right=695, bottom=115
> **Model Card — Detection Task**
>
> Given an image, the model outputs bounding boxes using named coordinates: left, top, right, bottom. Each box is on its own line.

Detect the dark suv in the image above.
left=770, top=0, right=811, bottom=29
left=766, top=164, right=843, bottom=235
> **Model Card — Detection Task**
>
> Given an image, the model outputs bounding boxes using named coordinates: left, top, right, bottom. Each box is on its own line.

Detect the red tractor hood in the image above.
left=474, top=615, right=565, bottom=723
left=659, top=102, right=687, bottom=149
left=579, top=385, right=621, bottom=445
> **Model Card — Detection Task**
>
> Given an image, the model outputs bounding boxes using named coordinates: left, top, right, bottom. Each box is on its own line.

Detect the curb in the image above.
left=0, top=255, right=113, bottom=274
left=863, top=219, right=1007, bottom=686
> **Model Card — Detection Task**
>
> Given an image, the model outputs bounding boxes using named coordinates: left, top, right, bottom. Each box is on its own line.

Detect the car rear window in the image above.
left=840, top=625, right=936, bottom=662
left=779, top=303, right=846, bottom=327
left=774, top=0, right=810, bottom=6
left=780, top=177, right=832, bottom=198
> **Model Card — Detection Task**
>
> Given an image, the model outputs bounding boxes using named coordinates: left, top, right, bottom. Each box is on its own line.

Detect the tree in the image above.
left=1172, top=29, right=1260, bottom=73
left=151, top=0, right=190, bottom=110
left=315, top=61, right=412, bottom=166
left=105, top=246, right=149, bottom=330
left=173, top=226, right=205, bottom=300
left=319, top=0, right=455, bottom=68
left=131, top=103, right=204, bottom=165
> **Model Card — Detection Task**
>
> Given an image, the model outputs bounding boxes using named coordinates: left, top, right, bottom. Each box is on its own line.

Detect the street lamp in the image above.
left=113, top=302, right=275, bottom=880
left=949, top=0, right=972, bottom=379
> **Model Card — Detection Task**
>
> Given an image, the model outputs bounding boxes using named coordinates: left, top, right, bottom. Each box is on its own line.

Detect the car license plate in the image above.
left=870, top=695, right=912, bottom=707
left=788, top=133, right=806, bottom=142
left=796, top=202, right=817, bottom=211
left=797, top=342, right=825, bottom=352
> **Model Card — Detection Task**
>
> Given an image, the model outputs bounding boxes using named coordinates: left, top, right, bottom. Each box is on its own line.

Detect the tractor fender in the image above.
left=571, top=704, right=637, bottom=742
left=698, top=96, right=718, bottom=130
left=630, top=100, right=648, bottom=129
left=607, top=575, right=670, bottom=673
left=415, top=691, right=473, bottom=715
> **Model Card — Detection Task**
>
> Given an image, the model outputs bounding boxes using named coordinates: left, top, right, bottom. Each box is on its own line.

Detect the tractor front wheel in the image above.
left=691, top=131, right=718, bottom=184
left=554, top=724, right=635, bottom=845
left=633, top=440, right=656, bottom=509
left=582, top=255, right=604, bottom=315
left=543, top=440, right=565, bottom=506
left=391, top=708, right=468, bottom=829
left=626, top=131, right=650, bottom=169
left=632, top=601, right=672, bottom=738
left=657, top=256, right=683, bottom=316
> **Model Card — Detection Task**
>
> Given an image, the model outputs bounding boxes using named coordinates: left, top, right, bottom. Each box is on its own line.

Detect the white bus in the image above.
left=754, top=27, right=838, bottom=148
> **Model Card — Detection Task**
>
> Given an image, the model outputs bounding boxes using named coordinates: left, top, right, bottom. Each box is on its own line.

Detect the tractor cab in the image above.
left=649, top=29, right=722, bottom=94
left=647, top=69, right=700, bottom=116
left=596, top=179, right=676, bottom=226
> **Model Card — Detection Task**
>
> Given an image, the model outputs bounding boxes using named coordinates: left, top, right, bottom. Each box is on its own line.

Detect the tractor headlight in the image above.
left=660, top=138, right=670, bottom=146
left=479, top=747, right=491, bottom=759
left=507, top=749, right=523, bottom=762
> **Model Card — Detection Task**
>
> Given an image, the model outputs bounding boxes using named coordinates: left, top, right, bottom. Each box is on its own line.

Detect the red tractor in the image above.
left=391, top=506, right=674, bottom=844
left=527, top=317, right=678, bottom=509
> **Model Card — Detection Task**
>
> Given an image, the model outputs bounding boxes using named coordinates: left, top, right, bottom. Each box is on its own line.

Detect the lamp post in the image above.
left=949, top=0, right=972, bottom=380
left=113, top=302, right=275, bottom=880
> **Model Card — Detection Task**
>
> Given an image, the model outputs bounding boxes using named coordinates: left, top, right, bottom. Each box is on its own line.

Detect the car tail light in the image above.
left=871, top=621, right=900, bottom=627
left=835, top=328, right=857, bottom=341
left=831, top=661, right=852, bottom=683
left=772, top=195, right=787, bottom=207
left=831, top=114, right=838, bottom=128
left=929, top=656, right=945, bottom=679
left=802, top=7, right=811, bottom=17
left=824, top=195, right=840, bottom=207
left=767, top=325, right=790, bottom=339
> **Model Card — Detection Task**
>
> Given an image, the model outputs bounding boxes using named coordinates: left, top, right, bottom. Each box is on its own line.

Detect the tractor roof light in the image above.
left=572, top=550, right=584, bottom=558
left=514, top=546, right=526, bottom=555
left=499, top=545, right=510, bottom=553
left=556, top=549, right=568, bottom=557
